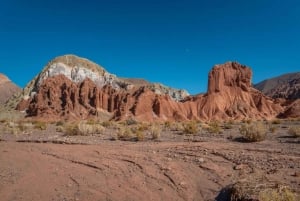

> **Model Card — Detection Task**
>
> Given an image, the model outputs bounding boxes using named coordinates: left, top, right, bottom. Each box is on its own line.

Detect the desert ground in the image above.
left=0, top=120, right=299, bottom=201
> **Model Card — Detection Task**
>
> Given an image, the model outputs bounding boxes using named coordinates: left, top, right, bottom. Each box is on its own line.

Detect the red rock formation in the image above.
left=18, top=62, right=290, bottom=121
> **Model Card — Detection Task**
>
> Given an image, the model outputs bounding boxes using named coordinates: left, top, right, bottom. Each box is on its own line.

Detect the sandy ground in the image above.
left=0, top=122, right=299, bottom=201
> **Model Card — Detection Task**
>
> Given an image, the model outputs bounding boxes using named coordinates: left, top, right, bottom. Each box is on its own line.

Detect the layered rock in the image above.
left=254, top=72, right=300, bottom=99
left=18, top=59, right=288, bottom=121
left=0, top=73, right=21, bottom=105
left=21, top=55, right=188, bottom=102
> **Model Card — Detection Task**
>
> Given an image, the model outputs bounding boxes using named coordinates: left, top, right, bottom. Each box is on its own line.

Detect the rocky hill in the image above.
left=254, top=72, right=300, bottom=99
left=16, top=56, right=287, bottom=121
left=0, top=73, right=21, bottom=105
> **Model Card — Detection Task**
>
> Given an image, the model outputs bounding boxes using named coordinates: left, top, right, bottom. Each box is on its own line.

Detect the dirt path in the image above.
left=1, top=139, right=299, bottom=201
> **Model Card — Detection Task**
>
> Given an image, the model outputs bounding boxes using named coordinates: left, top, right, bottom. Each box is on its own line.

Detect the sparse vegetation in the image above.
left=239, top=122, right=267, bottom=142
left=135, top=130, right=145, bottom=141
left=183, top=121, right=199, bottom=134
left=33, top=121, right=47, bottom=130
left=149, top=125, right=161, bottom=140
left=271, top=119, right=282, bottom=124
left=64, top=121, right=104, bottom=136
left=207, top=121, right=222, bottom=134
left=259, top=187, right=297, bottom=201
left=117, top=127, right=133, bottom=140
left=288, top=126, right=300, bottom=137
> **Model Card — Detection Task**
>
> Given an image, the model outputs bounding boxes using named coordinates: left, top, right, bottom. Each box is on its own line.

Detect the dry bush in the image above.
left=33, top=121, right=47, bottom=130
left=135, top=130, right=145, bottom=141
left=207, top=121, right=222, bottom=134
left=117, top=127, right=133, bottom=140
left=271, top=119, right=282, bottom=124
left=170, top=122, right=184, bottom=131
left=183, top=121, right=199, bottom=134
left=55, top=121, right=64, bottom=126
left=239, top=122, right=267, bottom=142
left=269, top=125, right=277, bottom=133
left=149, top=125, right=161, bottom=139
left=64, top=122, right=104, bottom=136
left=259, top=187, right=297, bottom=201
left=164, top=121, right=171, bottom=130
left=230, top=180, right=298, bottom=201
left=137, top=123, right=150, bottom=132
left=288, top=126, right=300, bottom=137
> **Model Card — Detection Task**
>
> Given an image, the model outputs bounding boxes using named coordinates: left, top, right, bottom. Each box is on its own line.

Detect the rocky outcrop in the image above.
left=18, top=60, right=288, bottom=121
left=21, top=55, right=188, bottom=103
left=254, top=72, right=300, bottom=99
left=0, top=73, right=21, bottom=105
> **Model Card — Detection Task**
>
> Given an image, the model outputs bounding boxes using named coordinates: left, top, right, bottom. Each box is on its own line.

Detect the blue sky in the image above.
left=0, top=0, right=299, bottom=94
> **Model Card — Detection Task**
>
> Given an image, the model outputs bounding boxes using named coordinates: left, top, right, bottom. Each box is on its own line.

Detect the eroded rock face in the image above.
left=22, top=55, right=189, bottom=102
left=18, top=61, right=289, bottom=121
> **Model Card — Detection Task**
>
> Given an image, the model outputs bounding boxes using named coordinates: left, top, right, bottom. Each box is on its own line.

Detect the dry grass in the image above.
left=182, top=121, right=199, bottom=134
left=33, top=121, right=47, bottom=130
left=239, top=122, right=267, bottom=142
left=230, top=178, right=298, bottom=201
left=259, top=187, right=297, bottom=201
left=64, top=121, right=104, bottom=136
left=288, top=126, right=300, bottom=137
left=149, top=125, right=161, bottom=140
left=207, top=121, right=222, bottom=134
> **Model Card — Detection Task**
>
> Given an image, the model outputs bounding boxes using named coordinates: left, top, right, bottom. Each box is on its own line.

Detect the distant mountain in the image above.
left=0, top=73, right=21, bottom=105
left=254, top=72, right=300, bottom=99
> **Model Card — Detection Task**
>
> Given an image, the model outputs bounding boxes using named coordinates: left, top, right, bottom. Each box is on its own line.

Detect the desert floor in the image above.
left=0, top=121, right=299, bottom=201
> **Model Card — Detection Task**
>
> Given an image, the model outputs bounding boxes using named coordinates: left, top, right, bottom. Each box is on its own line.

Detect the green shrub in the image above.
left=239, top=123, right=267, bottom=142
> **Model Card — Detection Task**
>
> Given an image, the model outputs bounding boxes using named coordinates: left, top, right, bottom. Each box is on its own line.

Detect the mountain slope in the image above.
left=0, top=73, right=21, bottom=105
left=254, top=72, right=300, bottom=99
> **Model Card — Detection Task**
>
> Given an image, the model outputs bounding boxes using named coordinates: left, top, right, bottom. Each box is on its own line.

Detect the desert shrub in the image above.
left=64, top=122, right=104, bottom=136
left=137, top=123, right=150, bottom=131
left=183, top=121, right=199, bottom=134
left=135, top=130, right=145, bottom=141
left=224, top=121, right=233, bottom=129
left=288, top=126, right=300, bottom=137
left=117, top=127, right=133, bottom=140
left=125, top=118, right=138, bottom=125
left=164, top=121, right=171, bottom=130
left=101, top=121, right=113, bottom=128
left=207, top=121, right=222, bottom=134
left=242, top=119, right=252, bottom=124
left=230, top=180, right=298, bottom=201
left=271, top=119, right=281, bottom=124
left=55, top=121, right=64, bottom=126
left=64, top=124, right=80, bottom=136
left=239, top=122, right=267, bottom=142
left=149, top=125, right=161, bottom=139
left=170, top=122, right=184, bottom=131
left=269, top=125, right=277, bottom=133
left=259, top=187, right=297, bottom=201
left=33, top=121, right=47, bottom=130
left=56, top=126, right=64, bottom=132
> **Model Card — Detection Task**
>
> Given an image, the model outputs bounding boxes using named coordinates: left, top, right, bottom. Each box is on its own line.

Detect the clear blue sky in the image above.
left=0, top=0, right=299, bottom=94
